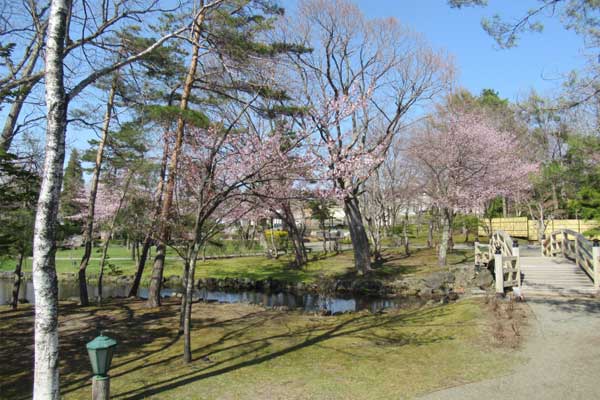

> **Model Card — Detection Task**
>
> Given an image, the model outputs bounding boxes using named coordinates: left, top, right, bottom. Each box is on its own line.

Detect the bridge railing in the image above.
left=542, top=229, right=600, bottom=289
left=475, top=230, right=521, bottom=295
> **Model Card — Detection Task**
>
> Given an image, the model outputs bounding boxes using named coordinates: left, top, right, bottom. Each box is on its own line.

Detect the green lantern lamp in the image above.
left=86, top=332, right=117, bottom=378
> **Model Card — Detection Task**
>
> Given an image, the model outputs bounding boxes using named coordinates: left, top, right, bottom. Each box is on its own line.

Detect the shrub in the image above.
left=264, top=230, right=289, bottom=250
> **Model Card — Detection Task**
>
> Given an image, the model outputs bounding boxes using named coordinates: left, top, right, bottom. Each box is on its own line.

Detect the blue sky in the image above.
left=8, top=1, right=589, bottom=157
left=295, top=0, right=588, bottom=103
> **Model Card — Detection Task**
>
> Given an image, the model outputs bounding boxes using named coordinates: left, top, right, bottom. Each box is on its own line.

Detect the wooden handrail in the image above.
left=474, top=230, right=521, bottom=294
left=542, top=229, right=599, bottom=289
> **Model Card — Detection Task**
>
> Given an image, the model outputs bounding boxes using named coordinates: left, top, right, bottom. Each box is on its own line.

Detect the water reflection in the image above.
left=0, top=278, right=418, bottom=314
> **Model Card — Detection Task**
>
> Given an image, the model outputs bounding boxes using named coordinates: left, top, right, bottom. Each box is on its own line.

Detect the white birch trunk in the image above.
left=33, top=1, right=70, bottom=398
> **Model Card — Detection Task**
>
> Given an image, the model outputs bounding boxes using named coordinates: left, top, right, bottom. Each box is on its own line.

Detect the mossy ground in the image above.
left=0, top=298, right=518, bottom=399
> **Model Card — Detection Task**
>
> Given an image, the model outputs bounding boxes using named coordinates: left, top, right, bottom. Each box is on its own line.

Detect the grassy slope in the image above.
left=0, top=298, right=516, bottom=400
left=0, top=247, right=473, bottom=285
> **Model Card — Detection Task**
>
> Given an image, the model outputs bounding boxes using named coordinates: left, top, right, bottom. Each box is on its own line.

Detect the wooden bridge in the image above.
left=474, top=229, right=599, bottom=297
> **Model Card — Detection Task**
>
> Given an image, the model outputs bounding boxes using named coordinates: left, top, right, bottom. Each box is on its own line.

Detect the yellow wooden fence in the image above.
left=478, top=217, right=598, bottom=241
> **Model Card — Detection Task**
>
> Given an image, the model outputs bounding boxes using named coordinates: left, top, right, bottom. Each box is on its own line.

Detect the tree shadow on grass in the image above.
left=60, top=306, right=282, bottom=396
left=110, top=305, right=457, bottom=400
left=0, top=299, right=285, bottom=400
left=1, top=298, right=467, bottom=400
left=0, top=301, right=179, bottom=400
left=330, top=247, right=454, bottom=282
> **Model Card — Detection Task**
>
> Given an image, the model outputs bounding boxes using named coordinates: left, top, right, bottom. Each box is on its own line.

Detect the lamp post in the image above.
left=86, top=332, right=117, bottom=400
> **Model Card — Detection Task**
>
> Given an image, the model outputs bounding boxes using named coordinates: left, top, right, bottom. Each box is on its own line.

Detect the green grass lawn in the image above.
left=381, top=229, right=488, bottom=247
left=0, top=298, right=519, bottom=400
left=0, top=246, right=473, bottom=285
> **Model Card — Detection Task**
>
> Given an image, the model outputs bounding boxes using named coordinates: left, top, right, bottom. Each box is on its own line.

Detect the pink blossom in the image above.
left=407, top=110, right=539, bottom=212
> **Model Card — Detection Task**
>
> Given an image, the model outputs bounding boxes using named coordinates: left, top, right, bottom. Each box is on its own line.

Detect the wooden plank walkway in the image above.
left=520, top=253, right=597, bottom=296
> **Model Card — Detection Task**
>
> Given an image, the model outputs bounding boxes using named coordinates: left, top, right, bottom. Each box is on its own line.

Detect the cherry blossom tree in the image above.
left=241, top=127, right=315, bottom=267
left=69, top=184, right=121, bottom=224
left=282, top=0, right=454, bottom=273
left=164, top=119, right=307, bottom=362
left=407, top=109, right=538, bottom=266
left=362, top=137, right=421, bottom=259
left=68, top=182, right=129, bottom=301
left=247, top=178, right=312, bottom=268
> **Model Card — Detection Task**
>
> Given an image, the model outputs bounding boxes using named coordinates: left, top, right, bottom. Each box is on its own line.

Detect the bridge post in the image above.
left=513, top=240, right=521, bottom=287
left=494, top=246, right=504, bottom=295
left=541, top=234, right=546, bottom=257
left=574, top=235, right=580, bottom=270
left=593, top=240, right=599, bottom=290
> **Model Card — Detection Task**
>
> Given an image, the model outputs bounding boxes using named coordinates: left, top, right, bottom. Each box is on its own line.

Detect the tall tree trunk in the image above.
left=32, top=1, right=69, bottom=397
left=268, top=218, right=278, bottom=257
left=97, top=238, right=110, bottom=304
left=131, top=239, right=136, bottom=260
left=249, top=223, right=256, bottom=247
left=11, top=251, right=25, bottom=310
left=366, top=216, right=382, bottom=261
left=182, top=196, right=210, bottom=362
left=2, top=91, right=32, bottom=152
left=128, top=236, right=152, bottom=297
left=403, top=211, right=410, bottom=256
left=502, top=196, right=507, bottom=218
left=427, top=218, right=434, bottom=249
left=147, top=10, right=205, bottom=308
left=179, top=259, right=190, bottom=334
left=183, top=252, right=198, bottom=363
left=129, top=134, right=169, bottom=298
left=78, top=77, right=116, bottom=306
left=281, top=206, right=307, bottom=267
left=448, top=218, right=454, bottom=251
left=438, top=208, right=452, bottom=267
left=289, top=227, right=307, bottom=267
left=344, top=196, right=371, bottom=273
left=97, top=174, right=131, bottom=303
left=551, top=182, right=559, bottom=212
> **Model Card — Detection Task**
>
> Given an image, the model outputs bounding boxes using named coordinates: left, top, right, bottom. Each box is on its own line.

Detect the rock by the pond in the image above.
left=474, top=269, right=494, bottom=289
left=452, top=266, right=475, bottom=290
left=351, top=279, right=385, bottom=295
left=408, top=271, right=456, bottom=298
left=446, top=291, right=460, bottom=302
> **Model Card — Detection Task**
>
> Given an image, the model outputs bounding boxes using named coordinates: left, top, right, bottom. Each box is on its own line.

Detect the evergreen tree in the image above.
left=59, top=149, right=85, bottom=237
left=565, top=134, right=600, bottom=220
left=0, top=150, right=40, bottom=309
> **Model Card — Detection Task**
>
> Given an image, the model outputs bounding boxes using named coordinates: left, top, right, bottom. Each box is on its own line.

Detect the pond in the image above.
left=0, top=278, right=423, bottom=314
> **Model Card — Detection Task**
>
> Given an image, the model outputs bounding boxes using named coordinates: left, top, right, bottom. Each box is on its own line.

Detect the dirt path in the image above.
left=421, top=297, right=600, bottom=400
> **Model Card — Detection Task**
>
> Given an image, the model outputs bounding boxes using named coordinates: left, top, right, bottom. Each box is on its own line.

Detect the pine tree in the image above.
left=0, top=151, right=40, bottom=309
left=59, top=149, right=85, bottom=237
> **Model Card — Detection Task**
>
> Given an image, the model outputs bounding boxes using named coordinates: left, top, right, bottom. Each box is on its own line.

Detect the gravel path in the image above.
left=421, top=297, right=600, bottom=400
